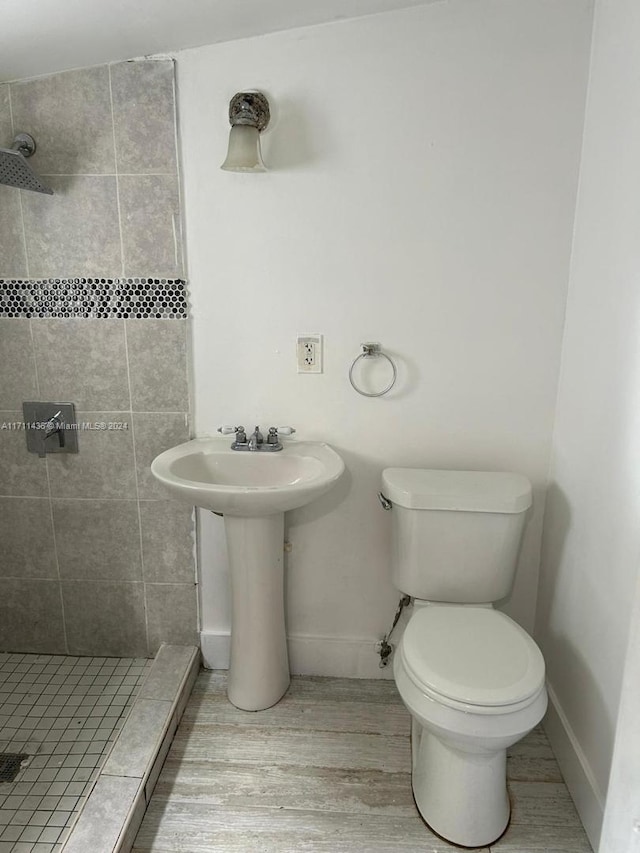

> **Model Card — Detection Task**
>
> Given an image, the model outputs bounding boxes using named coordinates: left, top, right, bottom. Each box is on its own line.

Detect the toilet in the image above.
left=381, top=468, right=547, bottom=848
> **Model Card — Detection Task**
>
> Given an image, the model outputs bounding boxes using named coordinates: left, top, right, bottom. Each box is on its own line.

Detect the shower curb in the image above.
left=61, top=644, right=200, bottom=853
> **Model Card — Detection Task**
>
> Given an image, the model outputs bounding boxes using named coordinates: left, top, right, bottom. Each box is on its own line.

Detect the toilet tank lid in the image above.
left=382, top=468, right=532, bottom=513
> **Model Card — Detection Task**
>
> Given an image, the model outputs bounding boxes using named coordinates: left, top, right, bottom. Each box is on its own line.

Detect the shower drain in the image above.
left=0, top=753, right=29, bottom=783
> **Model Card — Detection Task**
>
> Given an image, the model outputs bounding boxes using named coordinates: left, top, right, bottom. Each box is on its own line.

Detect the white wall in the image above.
left=535, top=0, right=640, bottom=847
left=176, top=0, right=592, bottom=675
left=600, top=568, right=640, bottom=852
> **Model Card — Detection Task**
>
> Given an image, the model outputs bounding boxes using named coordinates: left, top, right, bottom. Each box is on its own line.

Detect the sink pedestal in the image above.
left=151, top=436, right=345, bottom=711
left=224, top=513, right=290, bottom=711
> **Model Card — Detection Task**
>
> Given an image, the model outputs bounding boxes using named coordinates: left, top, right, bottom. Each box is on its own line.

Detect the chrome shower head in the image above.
left=0, top=133, right=53, bottom=195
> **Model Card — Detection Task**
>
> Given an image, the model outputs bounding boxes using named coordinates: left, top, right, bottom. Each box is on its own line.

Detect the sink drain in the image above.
left=0, top=753, right=29, bottom=783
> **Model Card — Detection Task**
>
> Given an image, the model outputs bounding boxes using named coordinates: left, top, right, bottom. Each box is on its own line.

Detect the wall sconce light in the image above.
left=220, top=91, right=271, bottom=172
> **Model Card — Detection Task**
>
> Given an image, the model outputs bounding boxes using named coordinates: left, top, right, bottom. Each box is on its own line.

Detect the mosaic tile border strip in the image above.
left=0, top=278, right=187, bottom=319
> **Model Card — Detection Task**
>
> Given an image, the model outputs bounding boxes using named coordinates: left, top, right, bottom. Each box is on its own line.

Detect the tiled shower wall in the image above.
left=0, top=60, right=197, bottom=657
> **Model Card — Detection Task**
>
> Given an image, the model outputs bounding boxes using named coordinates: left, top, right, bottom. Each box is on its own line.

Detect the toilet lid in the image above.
left=401, top=606, right=545, bottom=708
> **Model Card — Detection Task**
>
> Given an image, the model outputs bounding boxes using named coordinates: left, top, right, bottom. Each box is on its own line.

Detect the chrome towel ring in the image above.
left=348, top=342, right=397, bottom=397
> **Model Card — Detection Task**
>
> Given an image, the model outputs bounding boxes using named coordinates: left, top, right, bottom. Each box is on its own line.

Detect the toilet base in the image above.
left=411, top=718, right=510, bottom=848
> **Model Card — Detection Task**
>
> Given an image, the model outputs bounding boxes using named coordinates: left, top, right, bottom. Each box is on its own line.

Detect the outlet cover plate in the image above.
left=297, top=334, right=323, bottom=374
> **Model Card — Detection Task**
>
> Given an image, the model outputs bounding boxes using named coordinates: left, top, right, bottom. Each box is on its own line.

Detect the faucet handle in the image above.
left=217, top=425, right=244, bottom=435
left=40, top=410, right=65, bottom=457
left=266, top=426, right=296, bottom=446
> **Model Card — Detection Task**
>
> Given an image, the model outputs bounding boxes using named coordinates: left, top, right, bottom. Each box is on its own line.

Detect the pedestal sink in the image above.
left=151, top=436, right=344, bottom=710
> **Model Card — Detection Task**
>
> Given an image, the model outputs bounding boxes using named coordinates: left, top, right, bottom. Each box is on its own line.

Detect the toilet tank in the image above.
left=382, top=469, right=532, bottom=603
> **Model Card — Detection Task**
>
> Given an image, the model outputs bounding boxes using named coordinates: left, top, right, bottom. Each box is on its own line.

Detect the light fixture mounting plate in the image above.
left=228, top=92, right=270, bottom=131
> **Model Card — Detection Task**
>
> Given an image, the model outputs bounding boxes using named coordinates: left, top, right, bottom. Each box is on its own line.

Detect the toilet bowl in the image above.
left=393, top=604, right=547, bottom=847
left=380, top=467, right=547, bottom=848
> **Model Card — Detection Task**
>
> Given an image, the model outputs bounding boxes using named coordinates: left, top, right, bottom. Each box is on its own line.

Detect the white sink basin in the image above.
left=151, top=434, right=344, bottom=711
left=151, top=436, right=344, bottom=517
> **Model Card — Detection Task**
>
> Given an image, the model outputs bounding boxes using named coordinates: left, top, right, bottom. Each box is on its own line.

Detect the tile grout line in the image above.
left=35, top=172, right=177, bottom=178
left=6, top=84, right=31, bottom=280
left=0, top=494, right=171, bottom=503
left=122, top=320, right=151, bottom=658
left=0, top=577, right=189, bottom=586
left=29, top=316, right=69, bottom=656
left=170, top=61, right=184, bottom=278
left=107, top=64, right=126, bottom=281
left=44, top=470, right=69, bottom=656
left=27, top=318, right=41, bottom=400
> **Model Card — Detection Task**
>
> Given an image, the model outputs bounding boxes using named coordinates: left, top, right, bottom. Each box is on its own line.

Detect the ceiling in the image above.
left=0, top=0, right=441, bottom=82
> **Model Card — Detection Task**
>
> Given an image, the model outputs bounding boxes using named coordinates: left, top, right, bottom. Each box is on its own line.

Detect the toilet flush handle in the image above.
left=378, top=492, right=392, bottom=511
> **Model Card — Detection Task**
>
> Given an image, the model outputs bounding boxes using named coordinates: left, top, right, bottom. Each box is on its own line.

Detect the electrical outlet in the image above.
left=297, top=335, right=323, bottom=373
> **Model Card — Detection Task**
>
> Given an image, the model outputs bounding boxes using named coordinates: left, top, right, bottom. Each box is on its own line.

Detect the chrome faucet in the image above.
left=247, top=426, right=263, bottom=451
left=218, top=424, right=296, bottom=452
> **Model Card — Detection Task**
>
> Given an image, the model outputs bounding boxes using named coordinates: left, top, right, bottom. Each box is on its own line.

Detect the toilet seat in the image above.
left=400, top=605, right=545, bottom=713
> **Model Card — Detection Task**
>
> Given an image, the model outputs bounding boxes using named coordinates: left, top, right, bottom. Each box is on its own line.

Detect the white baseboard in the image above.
left=544, top=682, right=605, bottom=851
left=199, top=630, right=394, bottom=679
left=200, top=631, right=231, bottom=670
left=288, top=633, right=395, bottom=679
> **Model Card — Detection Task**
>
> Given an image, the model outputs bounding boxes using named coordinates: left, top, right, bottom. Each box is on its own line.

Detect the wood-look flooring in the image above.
left=133, top=671, right=593, bottom=853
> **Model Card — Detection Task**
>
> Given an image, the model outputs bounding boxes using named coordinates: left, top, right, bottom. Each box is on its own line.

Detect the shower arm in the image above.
left=11, top=133, right=37, bottom=158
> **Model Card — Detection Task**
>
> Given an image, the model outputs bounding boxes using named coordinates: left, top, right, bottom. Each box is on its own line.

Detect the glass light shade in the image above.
left=220, top=124, right=266, bottom=172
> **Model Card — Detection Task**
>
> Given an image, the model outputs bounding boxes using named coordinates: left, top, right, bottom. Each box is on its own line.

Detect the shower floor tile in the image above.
left=0, top=652, right=150, bottom=853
